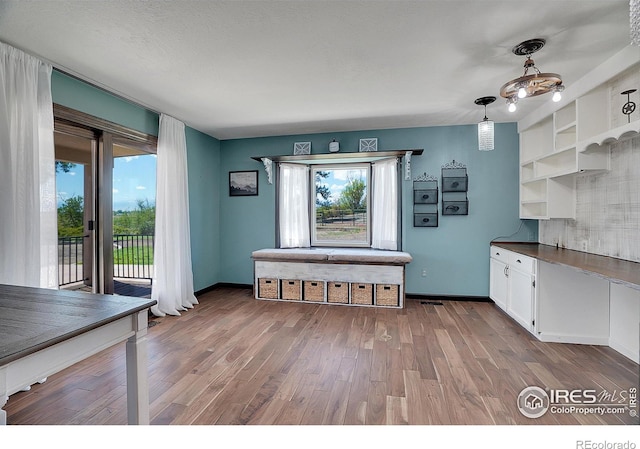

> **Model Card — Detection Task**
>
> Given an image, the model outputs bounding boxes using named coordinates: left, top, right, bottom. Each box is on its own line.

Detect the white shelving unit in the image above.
left=518, top=46, right=640, bottom=219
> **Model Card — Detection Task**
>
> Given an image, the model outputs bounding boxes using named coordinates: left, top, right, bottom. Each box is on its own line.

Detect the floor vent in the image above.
left=421, top=301, right=443, bottom=306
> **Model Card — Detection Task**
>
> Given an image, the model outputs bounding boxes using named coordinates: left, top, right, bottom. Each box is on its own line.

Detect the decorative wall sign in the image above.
left=293, top=142, right=311, bottom=155
left=404, top=151, right=412, bottom=180
left=621, top=89, right=637, bottom=124
left=359, top=138, right=378, bottom=152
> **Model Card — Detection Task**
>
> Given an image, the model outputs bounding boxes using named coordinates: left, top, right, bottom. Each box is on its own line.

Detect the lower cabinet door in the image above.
left=489, top=258, right=508, bottom=311
left=507, top=267, right=535, bottom=333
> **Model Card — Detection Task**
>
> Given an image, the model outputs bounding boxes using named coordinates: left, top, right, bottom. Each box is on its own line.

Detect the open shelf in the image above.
left=516, top=57, right=640, bottom=219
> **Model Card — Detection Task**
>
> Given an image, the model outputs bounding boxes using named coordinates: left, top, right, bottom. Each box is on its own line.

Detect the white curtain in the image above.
left=371, top=157, right=398, bottom=250
left=0, top=42, right=57, bottom=288
left=279, top=163, right=310, bottom=248
left=151, top=114, right=198, bottom=316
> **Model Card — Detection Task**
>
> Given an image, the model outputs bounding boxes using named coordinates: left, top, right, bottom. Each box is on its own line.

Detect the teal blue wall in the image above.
left=51, top=70, right=221, bottom=291
left=186, top=127, right=221, bottom=291
left=52, top=71, right=159, bottom=136
left=51, top=69, right=536, bottom=297
left=219, top=125, right=537, bottom=297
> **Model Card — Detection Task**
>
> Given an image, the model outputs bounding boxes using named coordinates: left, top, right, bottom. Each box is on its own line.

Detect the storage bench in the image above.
left=252, top=248, right=412, bottom=308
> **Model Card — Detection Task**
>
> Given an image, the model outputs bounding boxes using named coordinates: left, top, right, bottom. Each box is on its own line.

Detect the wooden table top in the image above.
left=0, top=284, right=156, bottom=367
left=491, top=242, right=640, bottom=290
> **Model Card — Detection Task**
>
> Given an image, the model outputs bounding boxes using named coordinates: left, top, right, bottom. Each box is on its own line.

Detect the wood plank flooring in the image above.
left=4, top=287, right=639, bottom=425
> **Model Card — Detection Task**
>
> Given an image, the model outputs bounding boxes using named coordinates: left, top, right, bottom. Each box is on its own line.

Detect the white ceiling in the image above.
left=0, top=0, right=632, bottom=140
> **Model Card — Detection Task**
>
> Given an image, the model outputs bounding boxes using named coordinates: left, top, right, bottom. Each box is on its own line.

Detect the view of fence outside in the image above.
left=58, top=234, right=154, bottom=287
left=315, top=208, right=367, bottom=241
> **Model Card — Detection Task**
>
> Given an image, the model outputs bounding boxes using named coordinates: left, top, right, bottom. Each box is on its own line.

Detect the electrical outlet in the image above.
left=581, top=240, right=588, bottom=251
left=421, top=269, right=427, bottom=277
left=528, top=231, right=535, bottom=241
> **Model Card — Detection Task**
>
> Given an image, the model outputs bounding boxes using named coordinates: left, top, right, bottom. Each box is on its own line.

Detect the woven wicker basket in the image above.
left=327, top=282, right=349, bottom=304
left=258, top=278, right=278, bottom=299
left=281, top=279, right=301, bottom=300
left=350, top=283, right=373, bottom=305
left=376, top=284, right=399, bottom=307
left=303, top=280, right=324, bottom=302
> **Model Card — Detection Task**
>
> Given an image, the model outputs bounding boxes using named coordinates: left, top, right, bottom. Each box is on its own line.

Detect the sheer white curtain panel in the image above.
left=151, top=114, right=198, bottom=316
left=0, top=42, right=57, bottom=288
left=279, top=163, right=310, bottom=248
left=371, top=157, right=398, bottom=250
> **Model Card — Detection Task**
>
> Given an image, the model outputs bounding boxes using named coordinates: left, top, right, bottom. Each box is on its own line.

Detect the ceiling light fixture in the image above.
left=500, top=38, right=564, bottom=111
left=475, top=96, right=496, bottom=151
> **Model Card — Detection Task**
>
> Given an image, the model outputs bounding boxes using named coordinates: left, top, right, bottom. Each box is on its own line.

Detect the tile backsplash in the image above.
left=539, top=136, right=640, bottom=262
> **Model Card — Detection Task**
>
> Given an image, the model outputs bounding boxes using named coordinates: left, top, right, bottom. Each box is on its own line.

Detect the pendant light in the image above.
left=475, top=96, right=496, bottom=151
left=500, top=38, right=564, bottom=111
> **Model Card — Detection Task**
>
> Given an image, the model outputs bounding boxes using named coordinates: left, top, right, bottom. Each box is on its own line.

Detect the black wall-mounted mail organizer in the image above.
left=413, top=178, right=438, bottom=227
left=441, top=162, right=468, bottom=216
left=442, top=192, right=469, bottom=215
left=413, top=180, right=438, bottom=204
left=413, top=213, right=438, bottom=227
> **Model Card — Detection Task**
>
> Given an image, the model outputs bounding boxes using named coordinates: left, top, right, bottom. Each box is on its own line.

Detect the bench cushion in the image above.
left=252, top=248, right=412, bottom=265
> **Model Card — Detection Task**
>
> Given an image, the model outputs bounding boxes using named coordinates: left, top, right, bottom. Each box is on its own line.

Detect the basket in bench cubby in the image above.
left=376, top=284, right=400, bottom=307
left=303, top=280, right=325, bottom=302
left=280, top=279, right=301, bottom=300
left=327, top=281, right=349, bottom=304
left=351, top=283, right=373, bottom=305
left=258, top=278, right=278, bottom=299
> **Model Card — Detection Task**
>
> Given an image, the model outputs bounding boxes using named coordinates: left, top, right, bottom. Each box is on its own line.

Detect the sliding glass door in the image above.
left=54, top=105, right=157, bottom=297
left=111, top=139, right=156, bottom=296
left=55, top=128, right=97, bottom=290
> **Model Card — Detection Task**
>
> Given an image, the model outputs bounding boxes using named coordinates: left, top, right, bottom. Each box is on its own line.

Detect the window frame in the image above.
left=310, top=162, right=371, bottom=248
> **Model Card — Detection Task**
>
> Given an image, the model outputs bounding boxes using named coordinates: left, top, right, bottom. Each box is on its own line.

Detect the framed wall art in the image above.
left=229, top=170, right=258, bottom=196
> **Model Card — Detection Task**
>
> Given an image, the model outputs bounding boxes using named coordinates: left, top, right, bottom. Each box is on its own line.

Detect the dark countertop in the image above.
left=0, top=284, right=156, bottom=366
left=491, top=242, right=640, bottom=290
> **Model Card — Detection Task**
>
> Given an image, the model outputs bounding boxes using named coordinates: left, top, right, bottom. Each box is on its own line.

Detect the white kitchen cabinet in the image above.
left=536, top=261, right=610, bottom=345
left=489, top=246, right=536, bottom=334
left=507, top=252, right=536, bottom=333
left=609, top=283, right=640, bottom=364
left=490, top=243, right=640, bottom=364
left=489, top=256, right=508, bottom=311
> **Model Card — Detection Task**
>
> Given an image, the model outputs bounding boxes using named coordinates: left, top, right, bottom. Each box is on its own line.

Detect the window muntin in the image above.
left=311, top=164, right=370, bottom=247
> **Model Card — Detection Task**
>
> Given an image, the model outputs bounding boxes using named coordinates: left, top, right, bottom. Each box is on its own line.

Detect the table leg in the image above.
left=125, top=310, right=150, bottom=425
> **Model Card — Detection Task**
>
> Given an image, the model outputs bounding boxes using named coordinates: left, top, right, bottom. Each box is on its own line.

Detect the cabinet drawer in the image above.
left=508, top=252, right=536, bottom=274
left=490, top=246, right=510, bottom=264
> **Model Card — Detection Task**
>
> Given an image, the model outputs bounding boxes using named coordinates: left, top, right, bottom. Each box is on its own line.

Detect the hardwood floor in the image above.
left=5, top=287, right=639, bottom=425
